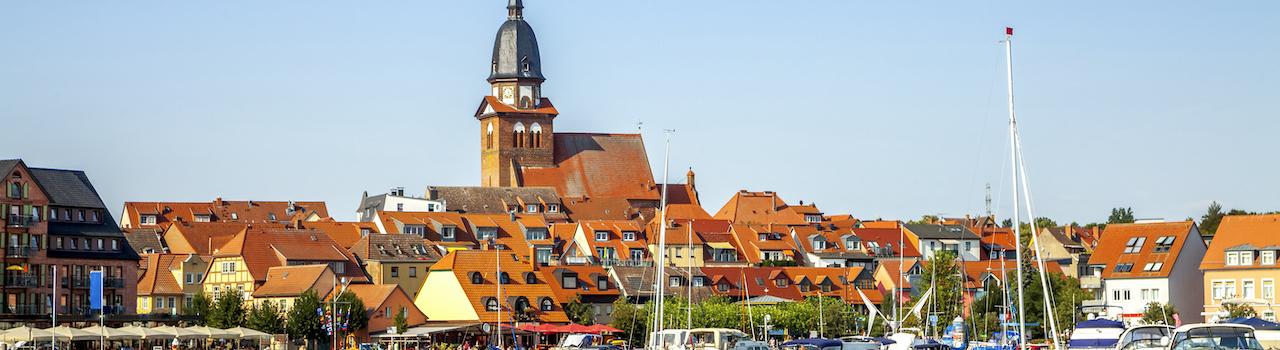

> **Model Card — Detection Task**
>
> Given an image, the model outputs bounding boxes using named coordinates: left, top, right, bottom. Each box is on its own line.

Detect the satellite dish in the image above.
left=482, top=324, right=492, bottom=333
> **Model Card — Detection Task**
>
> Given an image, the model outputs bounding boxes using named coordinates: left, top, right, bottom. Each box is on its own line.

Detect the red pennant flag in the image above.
left=1006, top=27, right=1014, bottom=36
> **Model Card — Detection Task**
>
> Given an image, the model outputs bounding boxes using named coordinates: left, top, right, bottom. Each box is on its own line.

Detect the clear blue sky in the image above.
left=2, top=1, right=1276, bottom=224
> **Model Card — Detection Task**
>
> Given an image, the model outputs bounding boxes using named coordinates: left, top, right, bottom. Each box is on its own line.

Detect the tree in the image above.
left=1222, top=303, right=1259, bottom=319
left=1140, top=302, right=1177, bottom=325
left=1108, top=207, right=1135, bottom=224
left=908, top=215, right=941, bottom=225
left=246, top=300, right=286, bottom=334
left=1034, top=217, right=1058, bottom=230
left=335, top=290, right=370, bottom=336
left=913, top=250, right=964, bottom=330
left=287, top=290, right=326, bottom=347
left=209, top=290, right=246, bottom=328
left=185, top=291, right=213, bottom=325
left=565, top=295, right=596, bottom=325
left=1200, top=202, right=1225, bottom=236
left=392, top=307, right=409, bottom=334
left=1001, top=219, right=1013, bottom=228
left=609, top=299, right=649, bottom=342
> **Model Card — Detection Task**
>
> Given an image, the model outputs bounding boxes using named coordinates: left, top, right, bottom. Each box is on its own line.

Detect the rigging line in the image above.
left=964, top=43, right=1009, bottom=215
left=1013, top=126, right=1062, bottom=348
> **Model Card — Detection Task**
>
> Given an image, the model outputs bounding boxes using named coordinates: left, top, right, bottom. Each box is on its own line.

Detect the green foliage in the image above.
left=908, top=215, right=941, bottom=225
left=609, top=299, right=649, bottom=341
left=914, top=250, right=964, bottom=330
left=1001, top=219, right=1013, bottom=228
left=1140, top=302, right=1177, bottom=325
left=1108, top=207, right=1135, bottom=224
left=287, top=290, right=325, bottom=341
left=1223, top=303, right=1259, bottom=318
left=184, top=291, right=213, bottom=325
left=972, top=263, right=1091, bottom=340
left=565, top=295, right=596, bottom=325
left=759, top=260, right=799, bottom=267
left=336, top=290, right=370, bottom=334
left=208, top=290, right=246, bottom=328
left=609, top=296, right=871, bottom=341
left=393, top=307, right=409, bottom=334
left=1200, top=202, right=1225, bottom=236
left=247, top=300, right=286, bottom=334
left=1034, top=217, right=1057, bottom=230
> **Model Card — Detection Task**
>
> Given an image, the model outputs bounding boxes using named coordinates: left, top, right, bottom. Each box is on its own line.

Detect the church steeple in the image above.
left=479, top=0, right=556, bottom=188
left=507, top=0, right=523, bottom=19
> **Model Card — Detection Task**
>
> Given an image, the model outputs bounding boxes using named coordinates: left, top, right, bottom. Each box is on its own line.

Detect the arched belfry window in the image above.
left=486, top=122, right=495, bottom=149
left=520, top=96, right=531, bottom=108
left=513, top=122, right=526, bottom=147
left=530, top=123, right=543, bottom=148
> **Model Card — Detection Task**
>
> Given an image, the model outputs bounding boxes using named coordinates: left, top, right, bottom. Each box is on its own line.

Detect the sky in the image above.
left=2, top=1, right=1277, bottom=224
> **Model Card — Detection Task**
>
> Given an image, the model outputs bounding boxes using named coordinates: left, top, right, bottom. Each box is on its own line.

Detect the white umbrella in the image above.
left=44, top=326, right=98, bottom=341
left=82, top=326, right=143, bottom=340
left=1, top=326, right=53, bottom=342
left=150, top=326, right=202, bottom=340
left=183, top=326, right=237, bottom=339
left=224, top=327, right=271, bottom=340
left=117, top=325, right=168, bottom=339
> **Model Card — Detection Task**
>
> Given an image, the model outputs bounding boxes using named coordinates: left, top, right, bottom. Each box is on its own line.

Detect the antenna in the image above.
left=985, top=183, right=993, bottom=217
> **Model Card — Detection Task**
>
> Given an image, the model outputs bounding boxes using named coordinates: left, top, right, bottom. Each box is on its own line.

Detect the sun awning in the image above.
left=706, top=242, right=734, bottom=249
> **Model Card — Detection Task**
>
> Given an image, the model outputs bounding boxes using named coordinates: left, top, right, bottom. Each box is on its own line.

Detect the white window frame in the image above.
left=1242, top=251, right=1255, bottom=265
left=1227, top=252, right=1241, bottom=266
left=594, top=231, right=608, bottom=242
left=403, top=225, right=426, bottom=236
left=1262, top=251, right=1276, bottom=265
left=441, top=226, right=456, bottom=240
left=526, top=204, right=539, bottom=213
left=622, top=231, right=636, bottom=241
left=140, top=215, right=157, bottom=225
left=1264, top=279, right=1275, bottom=301
left=547, top=204, right=559, bottom=213
left=221, top=262, right=235, bottom=274
left=1244, top=279, right=1256, bottom=299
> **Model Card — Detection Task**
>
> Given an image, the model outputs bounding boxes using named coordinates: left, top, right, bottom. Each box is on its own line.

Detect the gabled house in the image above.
left=1037, top=225, right=1100, bottom=278
left=355, top=187, right=445, bottom=222
left=541, top=265, right=619, bottom=323
left=251, top=264, right=336, bottom=310
left=375, top=211, right=479, bottom=253
left=609, top=266, right=713, bottom=304
left=202, top=227, right=364, bottom=302
left=563, top=220, right=646, bottom=266
left=120, top=198, right=328, bottom=230
left=713, top=190, right=818, bottom=226
left=728, top=224, right=800, bottom=265
left=136, top=253, right=206, bottom=315
left=349, top=233, right=441, bottom=298
left=341, top=284, right=428, bottom=335
left=791, top=220, right=875, bottom=269
left=1199, top=214, right=1280, bottom=322
left=413, top=250, right=569, bottom=324
left=873, top=258, right=922, bottom=302
left=903, top=224, right=982, bottom=261
left=646, top=219, right=705, bottom=267
left=422, top=186, right=568, bottom=222
left=1089, top=221, right=1206, bottom=324
left=299, top=221, right=381, bottom=250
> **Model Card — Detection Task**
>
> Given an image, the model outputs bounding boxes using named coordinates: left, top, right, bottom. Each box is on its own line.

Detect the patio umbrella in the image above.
left=151, top=326, right=202, bottom=339
left=2, top=326, right=53, bottom=342
left=117, top=325, right=168, bottom=339
left=45, top=326, right=98, bottom=341
left=224, top=327, right=271, bottom=340
left=586, top=324, right=622, bottom=334
left=82, top=326, right=143, bottom=340
left=184, top=326, right=237, bottom=339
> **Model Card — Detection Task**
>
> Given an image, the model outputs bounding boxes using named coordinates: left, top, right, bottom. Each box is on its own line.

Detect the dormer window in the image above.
left=594, top=231, right=609, bottom=242
left=404, top=225, right=426, bottom=236
left=525, top=228, right=549, bottom=240
left=540, top=297, right=554, bottom=311
left=805, top=215, right=822, bottom=223
left=526, top=204, right=539, bottom=213
left=1262, top=251, right=1276, bottom=265
left=267, top=213, right=277, bottom=221
left=547, top=204, right=560, bottom=213
left=525, top=272, right=538, bottom=284
left=758, top=234, right=767, bottom=241
left=470, top=272, right=484, bottom=284
left=622, top=231, right=637, bottom=241
left=812, top=238, right=827, bottom=250
left=485, top=297, right=499, bottom=311
left=597, top=276, right=609, bottom=291
left=441, top=226, right=457, bottom=241
left=561, top=272, right=578, bottom=289
left=775, top=277, right=789, bottom=288
left=230, top=213, right=238, bottom=220
left=140, top=215, right=157, bottom=225
left=846, top=239, right=860, bottom=250
left=478, top=227, right=498, bottom=240
left=194, top=214, right=211, bottom=223
left=500, top=272, right=511, bottom=284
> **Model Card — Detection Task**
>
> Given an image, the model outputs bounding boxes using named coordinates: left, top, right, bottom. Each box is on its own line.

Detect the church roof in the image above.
left=488, top=0, right=544, bottom=83
left=521, top=133, right=659, bottom=201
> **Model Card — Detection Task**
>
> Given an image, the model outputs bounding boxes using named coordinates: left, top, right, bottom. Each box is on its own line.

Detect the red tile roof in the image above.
left=300, top=221, right=380, bottom=250
left=853, top=227, right=922, bottom=257
left=521, top=133, right=660, bottom=201
left=1093, top=221, right=1199, bottom=279
left=214, top=227, right=363, bottom=282
left=714, top=191, right=809, bottom=226
left=252, top=264, right=333, bottom=298
left=433, top=250, right=569, bottom=323
left=137, top=253, right=184, bottom=296
left=163, top=222, right=268, bottom=256
left=123, top=199, right=328, bottom=229
left=479, top=95, right=560, bottom=116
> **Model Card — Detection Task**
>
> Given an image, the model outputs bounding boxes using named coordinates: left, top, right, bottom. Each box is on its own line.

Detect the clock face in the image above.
left=502, top=86, right=514, bottom=101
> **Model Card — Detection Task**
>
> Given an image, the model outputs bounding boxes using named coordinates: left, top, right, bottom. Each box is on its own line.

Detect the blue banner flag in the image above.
left=89, top=271, right=104, bottom=310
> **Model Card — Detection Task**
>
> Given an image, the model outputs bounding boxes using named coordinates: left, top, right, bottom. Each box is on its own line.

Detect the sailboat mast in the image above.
left=653, top=129, right=674, bottom=341
left=1003, top=26, right=1028, bottom=350
left=1013, top=130, right=1062, bottom=348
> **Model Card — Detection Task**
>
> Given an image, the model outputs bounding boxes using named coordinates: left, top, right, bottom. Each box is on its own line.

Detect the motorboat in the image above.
left=1115, top=325, right=1172, bottom=350
left=648, top=329, right=690, bottom=350
left=839, top=336, right=894, bottom=350
left=1067, top=319, right=1126, bottom=350
left=554, top=333, right=605, bottom=350
left=782, top=338, right=845, bottom=350
left=686, top=328, right=751, bottom=350
left=1165, top=323, right=1263, bottom=350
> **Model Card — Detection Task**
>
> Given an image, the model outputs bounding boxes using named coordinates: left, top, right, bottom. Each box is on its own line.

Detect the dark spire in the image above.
left=489, top=0, right=543, bottom=82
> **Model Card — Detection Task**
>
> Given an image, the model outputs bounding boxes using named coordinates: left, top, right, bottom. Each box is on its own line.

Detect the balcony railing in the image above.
left=1079, top=275, right=1102, bottom=289
left=6, top=214, right=36, bottom=228
left=564, top=256, right=591, bottom=265
left=104, top=277, right=126, bottom=288
left=599, top=259, right=652, bottom=267
left=5, top=245, right=35, bottom=258
left=61, top=276, right=90, bottom=289
left=2, top=304, right=44, bottom=315
left=3, top=274, right=39, bottom=288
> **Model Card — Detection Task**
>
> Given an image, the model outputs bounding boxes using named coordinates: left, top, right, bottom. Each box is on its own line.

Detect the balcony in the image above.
left=3, top=273, right=39, bottom=288
left=1079, top=275, right=1102, bottom=289
left=3, top=304, right=43, bottom=315
left=61, top=276, right=90, bottom=289
left=599, top=259, right=652, bottom=268
left=5, top=245, right=35, bottom=258
left=104, top=277, right=126, bottom=288
left=6, top=214, right=36, bottom=228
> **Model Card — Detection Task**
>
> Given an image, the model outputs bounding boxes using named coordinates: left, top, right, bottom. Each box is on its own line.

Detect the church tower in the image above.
left=477, top=0, right=557, bottom=187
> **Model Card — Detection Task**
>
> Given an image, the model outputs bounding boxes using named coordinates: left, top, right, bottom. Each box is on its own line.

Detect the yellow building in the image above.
left=136, top=253, right=207, bottom=315
left=251, top=265, right=335, bottom=310
left=645, top=219, right=705, bottom=267
left=349, top=233, right=441, bottom=298
left=202, top=227, right=365, bottom=302
left=1201, top=214, right=1280, bottom=321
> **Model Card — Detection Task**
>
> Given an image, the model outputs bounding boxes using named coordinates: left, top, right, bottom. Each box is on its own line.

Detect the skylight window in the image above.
left=1152, top=236, right=1175, bottom=253
left=1143, top=262, right=1164, bottom=272
left=1123, top=237, right=1146, bottom=254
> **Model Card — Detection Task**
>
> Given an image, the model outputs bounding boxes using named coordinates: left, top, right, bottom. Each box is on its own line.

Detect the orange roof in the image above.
left=377, top=211, right=479, bottom=246
left=520, top=133, right=660, bottom=201
left=433, top=250, right=569, bottom=323
left=1201, top=214, right=1280, bottom=270
left=700, top=266, right=862, bottom=302
left=539, top=265, right=619, bottom=302
left=301, top=221, right=379, bottom=250
left=560, top=196, right=646, bottom=222
left=714, top=191, right=809, bottom=226
left=662, top=204, right=712, bottom=221
left=728, top=224, right=799, bottom=263
left=252, top=264, right=333, bottom=298
left=853, top=227, right=922, bottom=257
left=1093, top=221, right=1199, bottom=279
left=137, top=253, right=184, bottom=296
left=478, top=95, right=560, bottom=116
left=214, top=227, right=362, bottom=282
left=338, top=284, right=400, bottom=308
left=579, top=220, right=648, bottom=256
left=123, top=199, right=328, bottom=229
left=163, top=221, right=266, bottom=256
left=978, top=227, right=1017, bottom=250
left=876, top=258, right=920, bottom=289
left=860, top=220, right=901, bottom=229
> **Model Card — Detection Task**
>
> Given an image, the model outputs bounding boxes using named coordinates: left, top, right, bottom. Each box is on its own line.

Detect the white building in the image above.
left=903, top=223, right=982, bottom=261
left=356, top=187, right=445, bottom=221
left=1089, top=220, right=1207, bottom=324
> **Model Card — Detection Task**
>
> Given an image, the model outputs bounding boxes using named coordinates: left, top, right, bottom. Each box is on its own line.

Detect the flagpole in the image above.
left=1004, top=26, right=1028, bottom=350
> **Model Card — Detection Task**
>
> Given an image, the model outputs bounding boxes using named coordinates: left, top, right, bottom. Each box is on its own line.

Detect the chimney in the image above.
left=215, top=197, right=223, bottom=206
left=686, top=168, right=696, bottom=188
left=427, top=187, right=439, bottom=200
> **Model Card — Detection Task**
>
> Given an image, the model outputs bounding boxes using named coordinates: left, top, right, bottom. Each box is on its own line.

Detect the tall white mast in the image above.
left=1003, top=26, right=1028, bottom=350
left=652, top=129, right=674, bottom=343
